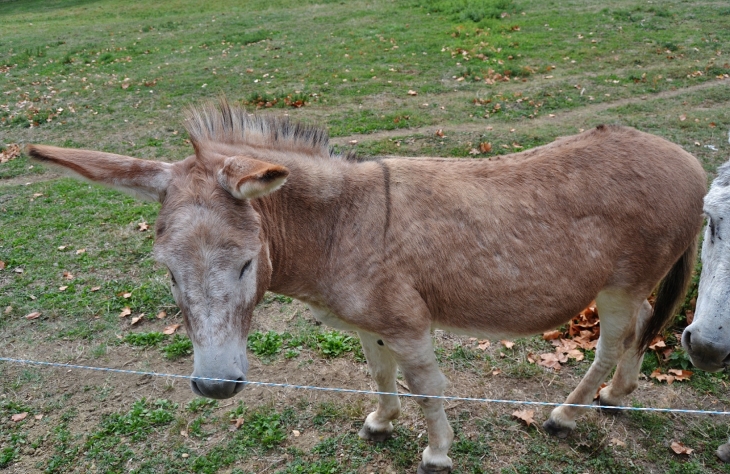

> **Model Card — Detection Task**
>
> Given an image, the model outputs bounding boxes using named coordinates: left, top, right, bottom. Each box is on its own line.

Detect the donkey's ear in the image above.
left=218, top=155, right=289, bottom=200
left=26, top=144, right=172, bottom=202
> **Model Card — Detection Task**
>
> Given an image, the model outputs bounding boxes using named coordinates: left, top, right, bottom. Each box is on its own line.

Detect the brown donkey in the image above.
left=28, top=101, right=705, bottom=473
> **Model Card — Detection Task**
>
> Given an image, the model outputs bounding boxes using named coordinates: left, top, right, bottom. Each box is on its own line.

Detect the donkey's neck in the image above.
left=253, top=153, right=385, bottom=303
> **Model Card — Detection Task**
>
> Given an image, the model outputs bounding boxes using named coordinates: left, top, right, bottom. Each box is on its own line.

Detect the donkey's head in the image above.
left=683, top=164, right=730, bottom=372
left=27, top=142, right=288, bottom=399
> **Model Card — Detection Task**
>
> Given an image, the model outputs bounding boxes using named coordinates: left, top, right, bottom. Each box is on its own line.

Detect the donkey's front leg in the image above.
left=389, top=332, right=454, bottom=474
left=358, top=331, right=401, bottom=442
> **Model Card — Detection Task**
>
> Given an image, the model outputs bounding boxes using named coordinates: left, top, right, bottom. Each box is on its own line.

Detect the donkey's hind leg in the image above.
left=544, top=288, right=644, bottom=437
left=598, top=299, right=652, bottom=407
left=357, top=331, right=401, bottom=442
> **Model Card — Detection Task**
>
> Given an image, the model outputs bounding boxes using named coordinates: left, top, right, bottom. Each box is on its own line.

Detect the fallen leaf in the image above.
left=138, top=222, right=149, bottom=232
left=25, top=312, right=41, bottom=320
left=668, top=368, right=693, bottom=381
left=156, top=310, right=167, bottom=319
left=492, top=368, right=502, bottom=376
left=348, top=140, right=358, bottom=145
left=435, top=129, right=445, bottom=137
left=650, top=368, right=675, bottom=384
left=479, top=142, right=492, bottom=153
left=610, top=437, right=626, bottom=447
left=4, top=306, right=11, bottom=314
left=131, top=314, right=144, bottom=325
left=180, top=430, right=188, bottom=437
left=58, top=245, right=67, bottom=250
left=477, top=339, right=490, bottom=350
left=565, top=349, right=584, bottom=361
left=649, top=336, right=666, bottom=351
left=469, top=148, right=481, bottom=155
left=91, top=286, right=101, bottom=292
left=121, top=82, right=130, bottom=90
left=229, top=417, right=245, bottom=431
left=63, top=271, right=74, bottom=280
left=34, top=414, right=43, bottom=420
left=292, top=429, right=301, bottom=437
left=59, top=286, right=68, bottom=291
left=0, top=261, right=4, bottom=270
left=0, top=144, right=20, bottom=163
left=407, top=89, right=418, bottom=96
left=11, top=412, right=28, bottom=422
left=76, top=248, right=86, bottom=255
left=542, top=330, right=561, bottom=340
left=679, top=114, right=687, bottom=121
left=123, top=292, right=132, bottom=298
left=526, top=352, right=536, bottom=364
left=671, top=441, right=694, bottom=455
left=501, top=340, right=515, bottom=349
left=33, top=193, right=43, bottom=198
left=14, top=267, right=23, bottom=273
left=512, top=409, right=535, bottom=426
left=163, top=324, right=181, bottom=335
left=119, top=307, right=132, bottom=318
left=538, top=352, right=562, bottom=370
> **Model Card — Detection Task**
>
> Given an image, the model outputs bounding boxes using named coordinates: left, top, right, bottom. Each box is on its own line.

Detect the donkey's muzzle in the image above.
left=190, top=373, right=246, bottom=399
left=682, top=327, right=730, bottom=373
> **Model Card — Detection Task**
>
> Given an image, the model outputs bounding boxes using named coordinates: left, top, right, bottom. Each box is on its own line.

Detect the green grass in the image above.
left=1, top=0, right=730, bottom=472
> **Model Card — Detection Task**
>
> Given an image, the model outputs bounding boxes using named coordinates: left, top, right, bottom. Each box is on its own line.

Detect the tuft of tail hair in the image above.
left=637, top=237, right=699, bottom=353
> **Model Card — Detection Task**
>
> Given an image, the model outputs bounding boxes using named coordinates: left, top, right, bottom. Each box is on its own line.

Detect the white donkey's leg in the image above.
left=358, top=331, right=401, bottom=442
left=598, top=299, right=651, bottom=406
left=387, top=332, right=454, bottom=474
left=544, top=288, right=643, bottom=437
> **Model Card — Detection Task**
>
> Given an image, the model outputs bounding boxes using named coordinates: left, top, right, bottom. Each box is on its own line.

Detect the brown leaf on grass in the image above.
left=131, top=314, right=144, bottom=325
left=526, top=352, right=536, bottom=364
left=0, top=144, right=20, bottom=163
left=34, top=414, right=43, bottom=421
left=119, top=307, right=132, bottom=318
left=435, top=129, right=445, bottom=137
left=163, top=324, right=181, bottom=335
left=668, top=369, right=693, bottom=381
left=479, top=142, right=492, bottom=153
left=11, top=412, right=28, bottom=422
left=565, top=349, right=584, bottom=361
left=91, top=286, right=101, bottom=292
left=610, top=437, right=626, bottom=447
left=538, top=353, right=562, bottom=370
left=670, top=441, right=694, bottom=455
left=63, top=271, right=74, bottom=280
left=0, top=261, right=5, bottom=270
left=156, top=311, right=167, bottom=319
left=229, top=417, right=245, bottom=431
left=4, top=306, right=11, bottom=314
left=501, top=340, right=515, bottom=349
left=25, top=312, right=41, bottom=320
left=650, top=368, right=675, bottom=384
left=649, top=336, right=666, bottom=351
left=138, top=222, right=149, bottom=232
left=59, top=286, right=68, bottom=291
left=542, top=330, right=561, bottom=340
left=123, top=292, right=132, bottom=299
left=477, top=339, right=490, bottom=350
left=492, top=368, right=502, bottom=376
left=13, top=267, right=23, bottom=274
left=512, top=409, right=535, bottom=426
left=76, top=248, right=86, bottom=255
left=58, top=245, right=67, bottom=250
left=469, top=148, right=481, bottom=155
left=121, top=82, right=130, bottom=90
left=679, top=114, right=687, bottom=122
left=407, top=90, right=418, bottom=96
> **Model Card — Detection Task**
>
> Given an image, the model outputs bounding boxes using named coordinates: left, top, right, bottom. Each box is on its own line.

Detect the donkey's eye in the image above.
left=239, top=260, right=252, bottom=280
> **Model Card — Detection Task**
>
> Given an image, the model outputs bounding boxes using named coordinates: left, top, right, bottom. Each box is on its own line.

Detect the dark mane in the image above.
left=184, top=98, right=357, bottom=161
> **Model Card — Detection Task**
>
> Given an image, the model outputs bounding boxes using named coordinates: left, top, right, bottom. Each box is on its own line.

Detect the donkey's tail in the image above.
left=637, top=238, right=699, bottom=353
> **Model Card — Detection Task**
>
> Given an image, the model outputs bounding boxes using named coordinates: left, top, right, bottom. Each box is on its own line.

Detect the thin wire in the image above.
left=1, top=356, right=729, bottom=416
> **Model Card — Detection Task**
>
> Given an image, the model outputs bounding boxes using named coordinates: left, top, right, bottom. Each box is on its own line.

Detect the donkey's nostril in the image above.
left=233, top=377, right=246, bottom=394
left=681, top=329, right=692, bottom=352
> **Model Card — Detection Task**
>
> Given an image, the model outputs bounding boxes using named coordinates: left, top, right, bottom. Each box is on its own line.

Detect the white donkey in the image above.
left=29, top=100, right=705, bottom=473
left=682, top=161, right=730, bottom=462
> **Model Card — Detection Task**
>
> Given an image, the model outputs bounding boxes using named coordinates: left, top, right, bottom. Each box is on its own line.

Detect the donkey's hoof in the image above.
left=358, top=425, right=393, bottom=443
left=543, top=418, right=573, bottom=439
left=596, top=397, right=623, bottom=416
left=717, top=443, right=730, bottom=463
left=417, top=462, right=452, bottom=474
